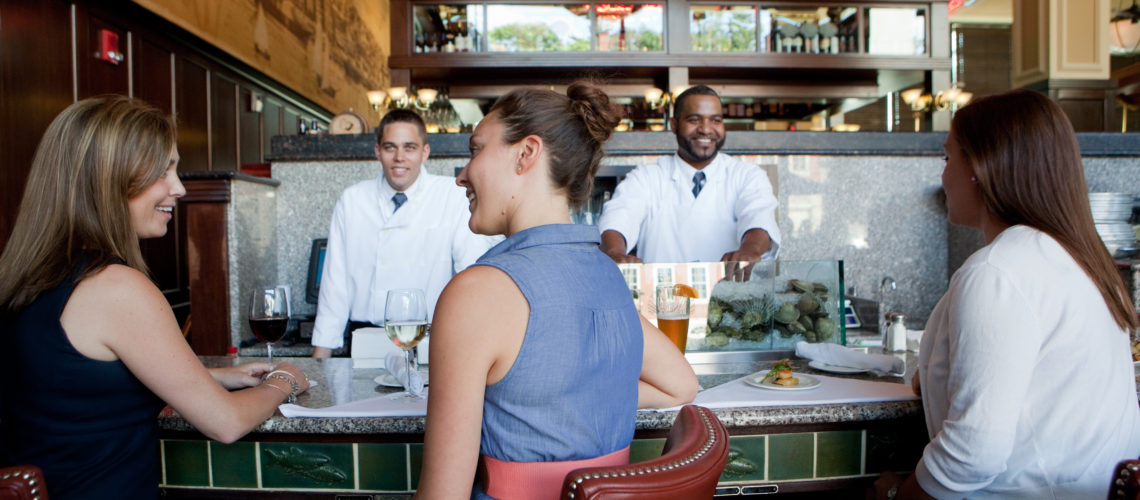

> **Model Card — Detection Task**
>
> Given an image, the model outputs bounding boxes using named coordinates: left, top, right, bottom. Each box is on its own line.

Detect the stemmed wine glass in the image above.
left=249, top=286, right=290, bottom=367
left=384, top=288, right=428, bottom=399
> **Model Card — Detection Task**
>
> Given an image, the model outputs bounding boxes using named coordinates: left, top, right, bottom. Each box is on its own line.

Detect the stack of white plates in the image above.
left=1089, top=192, right=1134, bottom=221
left=1090, top=192, right=1138, bottom=258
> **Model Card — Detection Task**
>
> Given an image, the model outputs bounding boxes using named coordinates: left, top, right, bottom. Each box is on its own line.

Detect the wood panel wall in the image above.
left=0, top=0, right=330, bottom=350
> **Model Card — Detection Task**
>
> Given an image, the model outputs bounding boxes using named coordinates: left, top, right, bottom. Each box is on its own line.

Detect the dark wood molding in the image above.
left=181, top=178, right=231, bottom=203
left=185, top=202, right=229, bottom=355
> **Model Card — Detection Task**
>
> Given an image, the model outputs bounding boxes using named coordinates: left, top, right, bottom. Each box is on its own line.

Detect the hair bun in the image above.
left=566, top=82, right=620, bottom=145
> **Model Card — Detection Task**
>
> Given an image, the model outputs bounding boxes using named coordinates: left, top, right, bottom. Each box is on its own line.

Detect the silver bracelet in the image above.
left=263, top=372, right=298, bottom=404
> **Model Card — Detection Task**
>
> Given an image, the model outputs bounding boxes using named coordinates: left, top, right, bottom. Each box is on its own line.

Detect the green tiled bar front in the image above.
left=722, top=435, right=766, bottom=482
left=768, top=433, right=815, bottom=480
left=163, top=440, right=209, bottom=486
left=817, top=430, right=863, bottom=477
left=359, top=443, right=409, bottom=491
left=260, top=442, right=355, bottom=489
left=209, top=441, right=257, bottom=488
left=161, top=430, right=873, bottom=492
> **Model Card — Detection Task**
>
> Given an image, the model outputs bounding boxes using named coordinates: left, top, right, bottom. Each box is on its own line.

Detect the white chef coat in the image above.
left=597, top=153, right=780, bottom=263
left=916, top=225, right=1140, bottom=499
left=311, top=170, right=498, bottom=349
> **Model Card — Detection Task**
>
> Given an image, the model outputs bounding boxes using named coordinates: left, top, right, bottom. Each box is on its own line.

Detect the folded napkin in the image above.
left=795, top=341, right=904, bottom=374
left=385, top=351, right=425, bottom=395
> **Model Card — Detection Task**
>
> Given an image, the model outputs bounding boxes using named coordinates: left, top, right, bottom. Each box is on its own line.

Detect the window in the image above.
left=656, top=266, right=674, bottom=286
left=621, top=264, right=641, bottom=291
left=690, top=266, right=708, bottom=298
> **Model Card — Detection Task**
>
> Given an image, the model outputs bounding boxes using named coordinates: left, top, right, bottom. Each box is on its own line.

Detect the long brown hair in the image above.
left=490, top=81, right=620, bottom=209
left=0, top=96, right=176, bottom=312
left=952, top=89, right=1138, bottom=331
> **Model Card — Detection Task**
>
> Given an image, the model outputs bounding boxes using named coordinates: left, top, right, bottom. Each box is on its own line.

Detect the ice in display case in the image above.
left=621, top=260, right=845, bottom=354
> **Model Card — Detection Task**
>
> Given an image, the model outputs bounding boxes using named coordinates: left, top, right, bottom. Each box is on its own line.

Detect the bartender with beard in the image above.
left=598, top=85, right=781, bottom=263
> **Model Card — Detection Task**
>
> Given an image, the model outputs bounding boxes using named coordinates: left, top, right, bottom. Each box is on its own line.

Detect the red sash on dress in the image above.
left=480, top=446, right=630, bottom=500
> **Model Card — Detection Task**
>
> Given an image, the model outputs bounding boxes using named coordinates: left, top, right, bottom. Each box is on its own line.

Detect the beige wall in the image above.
left=132, top=0, right=389, bottom=118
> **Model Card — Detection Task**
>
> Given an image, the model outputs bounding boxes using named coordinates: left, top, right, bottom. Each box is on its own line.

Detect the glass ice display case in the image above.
left=621, top=260, right=845, bottom=359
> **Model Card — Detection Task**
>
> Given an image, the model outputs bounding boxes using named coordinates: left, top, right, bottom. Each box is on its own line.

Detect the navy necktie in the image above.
left=692, top=171, right=706, bottom=198
left=392, top=192, right=407, bottom=212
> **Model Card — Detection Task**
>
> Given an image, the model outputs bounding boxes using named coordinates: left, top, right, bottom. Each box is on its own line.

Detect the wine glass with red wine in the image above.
left=249, top=286, right=290, bottom=367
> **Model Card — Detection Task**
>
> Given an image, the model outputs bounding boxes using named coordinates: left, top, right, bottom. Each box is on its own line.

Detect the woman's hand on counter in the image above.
left=210, top=362, right=309, bottom=393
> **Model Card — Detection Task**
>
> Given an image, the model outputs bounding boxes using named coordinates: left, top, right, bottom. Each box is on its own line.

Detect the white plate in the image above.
left=743, top=372, right=821, bottom=391
left=374, top=370, right=429, bottom=388
left=808, top=360, right=871, bottom=374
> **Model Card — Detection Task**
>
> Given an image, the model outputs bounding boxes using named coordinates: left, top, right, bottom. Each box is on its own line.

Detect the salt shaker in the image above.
left=885, top=313, right=907, bottom=352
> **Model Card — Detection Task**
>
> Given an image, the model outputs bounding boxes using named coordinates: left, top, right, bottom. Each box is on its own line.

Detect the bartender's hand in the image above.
left=720, top=228, right=771, bottom=263
left=311, top=346, right=332, bottom=358
left=210, top=362, right=272, bottom=390
left=600, top=230, right=642, bottom=264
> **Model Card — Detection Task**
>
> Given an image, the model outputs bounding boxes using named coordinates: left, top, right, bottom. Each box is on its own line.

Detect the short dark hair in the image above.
left=672, top=85, right=721, bottom=118
left=377, top=109, right=427, bottom=143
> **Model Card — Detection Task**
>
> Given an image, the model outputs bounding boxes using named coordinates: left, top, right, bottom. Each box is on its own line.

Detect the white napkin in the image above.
left=385, top=351, right=425, bottom=395
left=795, top=341, right=904, bottom=374
left=351, top=327, right=400, bottom=369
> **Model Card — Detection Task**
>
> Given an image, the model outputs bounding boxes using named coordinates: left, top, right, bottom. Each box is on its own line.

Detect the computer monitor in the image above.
left=305, top=238, right=328, bottom=304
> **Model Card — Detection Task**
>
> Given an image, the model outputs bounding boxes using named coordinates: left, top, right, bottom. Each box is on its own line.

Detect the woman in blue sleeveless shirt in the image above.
left=0, top=97, right=310, bottom=499
left=417, top=82, right=699, bottom=499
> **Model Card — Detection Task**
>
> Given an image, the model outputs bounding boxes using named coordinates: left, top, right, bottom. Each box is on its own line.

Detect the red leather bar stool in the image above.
left=560, top=405, right=729, bottom=500
left=0, top=465, right=47, bottom=500
left=1110, top=458, right=1140, bottom=500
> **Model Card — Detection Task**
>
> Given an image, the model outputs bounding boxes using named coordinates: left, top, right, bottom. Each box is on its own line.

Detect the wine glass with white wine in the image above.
left=384, top=288, right=428, bottom=399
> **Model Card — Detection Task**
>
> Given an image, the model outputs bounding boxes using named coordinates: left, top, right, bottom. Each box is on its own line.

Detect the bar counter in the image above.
left=157, top=355, right=928, bottom=497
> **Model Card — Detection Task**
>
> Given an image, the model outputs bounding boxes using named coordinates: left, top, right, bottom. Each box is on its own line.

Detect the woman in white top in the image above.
left=873, top=89, right=1140, bottom=499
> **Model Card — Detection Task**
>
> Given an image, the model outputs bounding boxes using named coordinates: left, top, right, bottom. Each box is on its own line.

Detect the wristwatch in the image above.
left=886, top=483, right=899, bottom=500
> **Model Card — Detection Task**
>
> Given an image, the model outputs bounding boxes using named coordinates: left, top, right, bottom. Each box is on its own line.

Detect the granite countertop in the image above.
left=158, top=355, right=923, bottom=435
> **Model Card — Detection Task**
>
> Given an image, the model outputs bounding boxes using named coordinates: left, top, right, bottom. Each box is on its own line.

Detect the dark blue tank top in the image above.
left=1, top=264, right=165, bottom=499
left=475, top=224, right=643, bottom=464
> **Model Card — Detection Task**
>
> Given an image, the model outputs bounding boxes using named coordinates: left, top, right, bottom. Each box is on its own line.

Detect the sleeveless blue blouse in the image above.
left=475, top=224, right=643, bottom=463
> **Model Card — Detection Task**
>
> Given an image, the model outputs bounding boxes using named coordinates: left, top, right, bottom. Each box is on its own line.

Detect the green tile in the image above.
left=359, top=443, right=409, bottom=491
left=261, top=443, right=353, bottom=489
left=409, top=443, right=424, bottom=490
left=721, top=435, right=765, bottom=482
left=630, top=438, right=666, bottom=463
left=163, top=439, right=209, bottom=486
left=210, top=441, right=257, bottom=488
left=816, top=431, right=862, bottom=477
left=768, top=433, right=814, bottom=480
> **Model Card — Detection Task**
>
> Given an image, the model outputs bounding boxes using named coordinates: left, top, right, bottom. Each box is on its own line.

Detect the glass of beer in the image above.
left=656, top=284, right=691, bottom=353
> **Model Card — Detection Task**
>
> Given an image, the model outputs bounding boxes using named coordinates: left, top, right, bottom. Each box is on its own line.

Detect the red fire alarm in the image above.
left=98, top=29, right=123, bottom=65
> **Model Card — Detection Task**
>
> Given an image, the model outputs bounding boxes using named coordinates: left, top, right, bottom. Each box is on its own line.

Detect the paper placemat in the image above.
left=684, top=372, right=918, bottom=410
left=279, top=389, right=429, bottom=418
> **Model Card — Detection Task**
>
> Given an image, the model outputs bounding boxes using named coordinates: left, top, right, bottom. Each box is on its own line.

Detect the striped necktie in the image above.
left=692, top=171, right=706, bottom=198
left=392, top=192, right=407, bottom=212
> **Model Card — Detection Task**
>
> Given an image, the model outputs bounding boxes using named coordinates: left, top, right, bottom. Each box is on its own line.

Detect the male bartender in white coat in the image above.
left=311, top=109, right=496, bottom=357
left=598, top=85, right=781, bottom=263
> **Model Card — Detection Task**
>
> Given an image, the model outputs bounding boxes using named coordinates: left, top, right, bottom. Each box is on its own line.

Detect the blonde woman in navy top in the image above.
left=0, top=96, right=309, bottom=499
left=417, top=82, right=699, bottom=499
